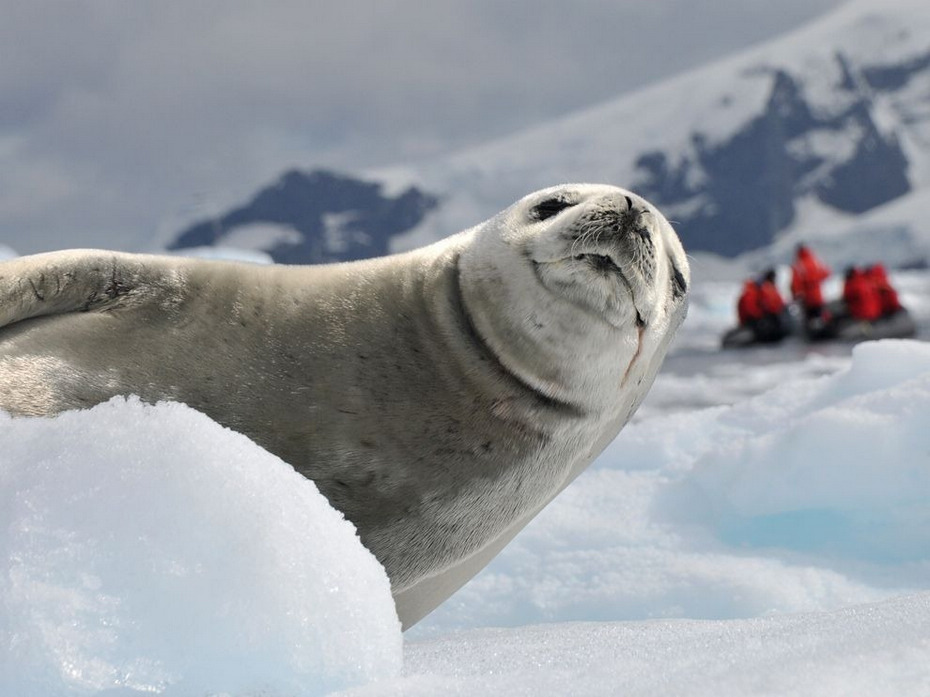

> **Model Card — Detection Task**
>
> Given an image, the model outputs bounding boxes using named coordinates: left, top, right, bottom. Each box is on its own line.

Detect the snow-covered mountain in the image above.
left=379, top=0, right=930, bottom=264
left=169, top=169, right=437, bottom=264
left=170, top=0, right=930, bottom=268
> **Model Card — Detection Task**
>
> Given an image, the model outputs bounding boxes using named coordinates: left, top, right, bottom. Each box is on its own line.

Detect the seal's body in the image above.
left=0, top=185, right=689, bottom=627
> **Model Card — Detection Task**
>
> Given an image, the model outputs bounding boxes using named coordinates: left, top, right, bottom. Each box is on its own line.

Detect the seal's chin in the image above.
left=570, top=253, right=646, bottom=328
left=531, top=253, right=647, bottom=332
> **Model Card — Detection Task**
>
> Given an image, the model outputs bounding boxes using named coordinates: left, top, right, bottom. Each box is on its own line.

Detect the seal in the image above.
left=0, top=184, right=689, bottom=628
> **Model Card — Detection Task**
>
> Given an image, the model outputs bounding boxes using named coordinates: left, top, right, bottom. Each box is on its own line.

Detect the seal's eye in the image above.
left=531, top=197, right=577, bottom=221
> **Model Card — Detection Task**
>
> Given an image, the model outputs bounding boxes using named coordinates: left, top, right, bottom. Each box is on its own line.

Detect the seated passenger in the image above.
left=759, top=269, right=786, bottom=316
left=737, top=279, right=763, bottom=329
left=755, top=269, right=789, bottom=342
left=865, top=264, right=904, bottom=317
left=842, top=267, right=881, bottom=322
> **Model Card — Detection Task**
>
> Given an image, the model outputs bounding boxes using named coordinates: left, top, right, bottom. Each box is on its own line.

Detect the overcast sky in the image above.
left=0, top=0, right=846, bottom=253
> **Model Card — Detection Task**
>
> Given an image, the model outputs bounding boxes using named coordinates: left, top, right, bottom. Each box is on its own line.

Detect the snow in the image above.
left=0, top=398, right=401, bottom=696
left=169, top=245, right=275, bottom=265
left=219, top=222, right=302, bottom=253
left=323, top=212, right=371, bottom=254
left=338, top=593, right=930, bottom=697
left=1, top=260, right=929, bottom=695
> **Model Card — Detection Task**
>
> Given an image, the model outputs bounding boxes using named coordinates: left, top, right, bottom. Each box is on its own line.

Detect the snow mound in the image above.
left=664, top=339, right=930, bottom=562
left=343, top=591, right=930, bottom=697
left=0, top=398, right=401, bottom=696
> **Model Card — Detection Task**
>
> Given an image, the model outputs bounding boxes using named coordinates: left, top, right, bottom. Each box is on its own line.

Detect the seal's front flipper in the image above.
left=0, top=250, right=177, bottom=332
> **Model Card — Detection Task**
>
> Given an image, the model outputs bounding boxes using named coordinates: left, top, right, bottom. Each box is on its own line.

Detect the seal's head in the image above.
left=459, top=183, right=689, bottom=414
left=523, top=185, right=688, bottom=332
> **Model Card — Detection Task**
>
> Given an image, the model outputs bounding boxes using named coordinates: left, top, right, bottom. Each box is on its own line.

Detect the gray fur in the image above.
left=0, top=184, right=689, bottom=628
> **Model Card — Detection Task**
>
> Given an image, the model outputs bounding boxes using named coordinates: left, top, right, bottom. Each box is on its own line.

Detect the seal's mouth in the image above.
left=571, top=253, right=646, bottom=328
left=573, top=253, right=617, bottom=273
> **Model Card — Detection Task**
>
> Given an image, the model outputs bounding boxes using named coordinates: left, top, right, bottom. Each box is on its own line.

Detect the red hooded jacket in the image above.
left=866, top=264, right=903, bottom=316
left=843, top=268, right=882, bottom=321
left=791, top=247, right=830, bottom=309
left=758, top=280, right=786, bottom=315
left=737, top=281, right=763, bottom=325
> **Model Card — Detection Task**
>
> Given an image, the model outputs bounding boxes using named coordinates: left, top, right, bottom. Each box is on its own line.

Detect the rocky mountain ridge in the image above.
left=170, top=169, right=437, bottom=264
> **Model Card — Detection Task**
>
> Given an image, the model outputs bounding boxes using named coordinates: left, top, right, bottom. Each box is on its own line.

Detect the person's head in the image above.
left=867, top=263, right=887, bottom=279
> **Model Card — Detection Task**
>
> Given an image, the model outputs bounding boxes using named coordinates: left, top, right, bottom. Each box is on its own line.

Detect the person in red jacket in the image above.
left=865, top=264, right=904, bottom=317
left=842, top=266, right=882, bottom=321
left=758, top=269, right=786, bottom=316
left=737, top=279, right=763, bottom=327
left=756, top=269, right=789, bottom=342
left=790, top=244, right=831, bottom=320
